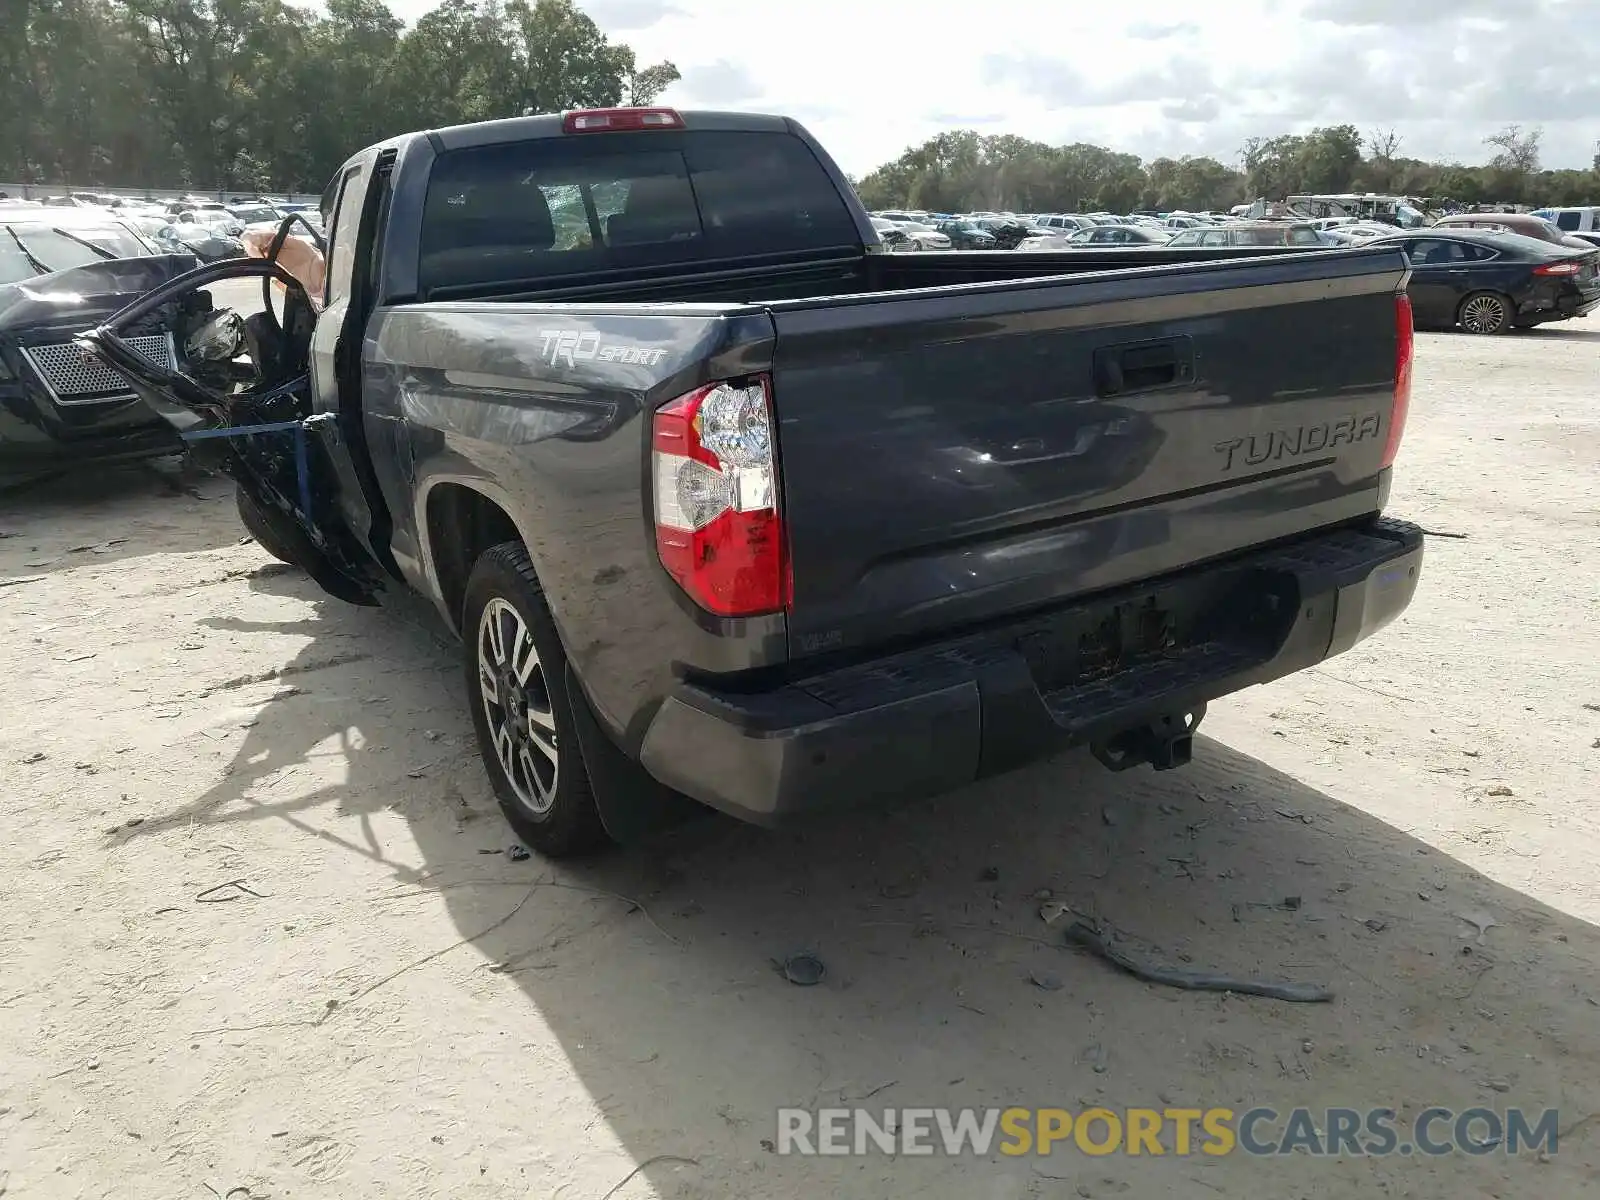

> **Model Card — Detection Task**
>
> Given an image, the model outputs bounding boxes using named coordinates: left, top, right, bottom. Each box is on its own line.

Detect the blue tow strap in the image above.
left=179, top=419, right=313, bottom=522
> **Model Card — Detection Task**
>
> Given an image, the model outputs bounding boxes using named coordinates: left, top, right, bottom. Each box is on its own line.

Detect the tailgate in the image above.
left=769, top=247, right=1410, bottom=658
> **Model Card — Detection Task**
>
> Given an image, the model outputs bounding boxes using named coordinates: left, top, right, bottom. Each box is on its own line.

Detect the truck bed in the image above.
left=376, top=243, right=1409, bottom=675
left=426, top=244, right=1347, bottom=305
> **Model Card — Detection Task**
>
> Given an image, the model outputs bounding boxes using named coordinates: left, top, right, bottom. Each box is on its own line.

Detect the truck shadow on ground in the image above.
left=119, top=571, right=1600, bottom=1197
left=0, top=457, right=234, bottom=579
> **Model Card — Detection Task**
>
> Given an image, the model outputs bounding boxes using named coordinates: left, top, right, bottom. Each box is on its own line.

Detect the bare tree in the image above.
left=1366, top=128, right=1403, bottom=162
left=1483, top=124, right=1542, bottom=175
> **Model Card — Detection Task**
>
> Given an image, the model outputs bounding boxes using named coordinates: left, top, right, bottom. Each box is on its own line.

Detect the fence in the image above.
left=0, top=183, right=321, bottom=205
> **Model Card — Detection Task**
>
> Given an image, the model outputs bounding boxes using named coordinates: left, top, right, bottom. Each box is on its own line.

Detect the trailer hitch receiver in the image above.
left=1090, top=705, right=1206, bottom=772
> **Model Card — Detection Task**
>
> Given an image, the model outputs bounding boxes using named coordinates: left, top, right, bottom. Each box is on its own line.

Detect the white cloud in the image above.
left=383, top=0, right=1599, bottom=175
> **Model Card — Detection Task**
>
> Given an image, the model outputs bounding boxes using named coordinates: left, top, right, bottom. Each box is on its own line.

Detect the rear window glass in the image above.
left=418, top=130, right=860, bottom=296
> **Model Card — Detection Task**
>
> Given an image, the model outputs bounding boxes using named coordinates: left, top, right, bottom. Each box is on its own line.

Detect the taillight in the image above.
left=652, top=376, right=786, bottom=617
left=1533, top=260, right=1583, bottom=276
left=1382, top=293, right=1413, bottom=469
left=562, top=107, right=684, bottom=133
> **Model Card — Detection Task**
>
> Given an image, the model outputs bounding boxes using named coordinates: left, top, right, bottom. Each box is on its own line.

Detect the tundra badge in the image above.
left=1214, top=411, right=1383, bottom=472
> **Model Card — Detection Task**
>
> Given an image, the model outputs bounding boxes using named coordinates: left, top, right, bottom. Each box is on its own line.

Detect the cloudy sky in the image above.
left=392, top=0, right=1596, bottom=176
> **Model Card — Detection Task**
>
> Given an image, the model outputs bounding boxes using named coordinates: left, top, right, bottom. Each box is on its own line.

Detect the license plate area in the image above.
left=1014, top=566, right=1300, bottom=696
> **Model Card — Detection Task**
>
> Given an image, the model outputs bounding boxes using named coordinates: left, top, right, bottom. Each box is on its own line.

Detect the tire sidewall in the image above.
left=460, top=543, right=605, bottom=855
left=235, top=484, right=298, bottom=565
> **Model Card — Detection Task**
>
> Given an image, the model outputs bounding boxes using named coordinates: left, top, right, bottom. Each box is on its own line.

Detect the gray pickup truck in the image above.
left=81, top=107, right=1424, bottom=857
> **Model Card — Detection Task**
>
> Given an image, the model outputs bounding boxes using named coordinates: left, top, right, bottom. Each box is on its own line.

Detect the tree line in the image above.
left=1, top=0, right=679, bottom=191
left=5, top=2, right=1597, bottom=212
left=854, top=125, right=1600, bottom=215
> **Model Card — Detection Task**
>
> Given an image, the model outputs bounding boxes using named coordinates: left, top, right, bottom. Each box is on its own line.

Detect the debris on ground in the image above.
left=1082, top=1042, right=1109, bottom=1074
left=777, top=953, right=825, bottom=987
left=1245, top=896, right=1302, bottom=913
left=1028, top=969, right=1064, bottom=992
left=1062, top=919, right=1335, bottom=1003
left=195, top=879, right=268, bottom=904
left=508, top=845, right=531, bottom=862
left=1454, top=909, right=1498, bottom=943
left=1039, top=900, right=1073, bottom=927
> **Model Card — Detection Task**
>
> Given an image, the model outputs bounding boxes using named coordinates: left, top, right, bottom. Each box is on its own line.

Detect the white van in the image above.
left=1532, top=206, right=1600, bottom=233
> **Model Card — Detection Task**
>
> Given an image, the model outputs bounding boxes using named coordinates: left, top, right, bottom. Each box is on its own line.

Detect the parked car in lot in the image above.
left=1431, top=212, right=1592, bottom=251
left=1367, top=229, right=1600, bottom=335
left=1529, top=206, right=1600, bottom=234
left=969, top=216, right=1036, bottom=249
left=149, top=218, right=245, bottom=263
left=1167, top=223, right=1324, bottom=248
left=890, top=220, right=952, bottom=250
left=0, top=208, right=194, bottom=486
left=1321, top=223, right=1399, bottom=245
left=933, top=218, right=997, bottom=249
left=1023, top=225, right=1174, bottom=250
left=227, top=203, right=287, bottom=229
left=83, top=106, right=1422, bottom=859
left=870, top=217, right=913, bottom=251
left=1033, top=214, right=1096, bottom=233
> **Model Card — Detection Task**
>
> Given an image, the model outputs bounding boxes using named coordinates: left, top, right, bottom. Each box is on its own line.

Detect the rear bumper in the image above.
left=638, top=517, right=1424, bottom=827
left=1569, top=290, right=1600, bottom=318
left=1522, top=285, right=1600, bottom=322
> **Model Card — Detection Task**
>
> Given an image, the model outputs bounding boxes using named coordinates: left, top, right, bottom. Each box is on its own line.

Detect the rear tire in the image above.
left=1457, top=291, right=1512, bottom=335
left=461, top=541, right=610, bottom=859
left=235, top=483, right=299, bottom=565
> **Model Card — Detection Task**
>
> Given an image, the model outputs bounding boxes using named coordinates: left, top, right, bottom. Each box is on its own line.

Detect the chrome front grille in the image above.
left=21, top=334, right=174, bottom=405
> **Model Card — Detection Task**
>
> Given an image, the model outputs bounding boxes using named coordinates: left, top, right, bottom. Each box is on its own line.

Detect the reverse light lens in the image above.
left=697, top=382, right=771, bottom=467
left=651, top=377, right=786, bottom=616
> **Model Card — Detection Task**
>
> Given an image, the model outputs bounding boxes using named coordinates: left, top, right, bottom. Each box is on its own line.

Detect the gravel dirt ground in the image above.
left=2, top=315, right=1598, bottom=1199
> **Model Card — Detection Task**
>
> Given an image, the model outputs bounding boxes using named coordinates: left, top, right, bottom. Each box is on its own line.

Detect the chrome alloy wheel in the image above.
left=1461, top=294, right=1508, bottom=334
left=477, top=596, right=559, bottom=814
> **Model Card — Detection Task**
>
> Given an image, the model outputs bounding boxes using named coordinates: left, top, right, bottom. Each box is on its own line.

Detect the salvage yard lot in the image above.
left=3, top=318, right=1599, bottom=1199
